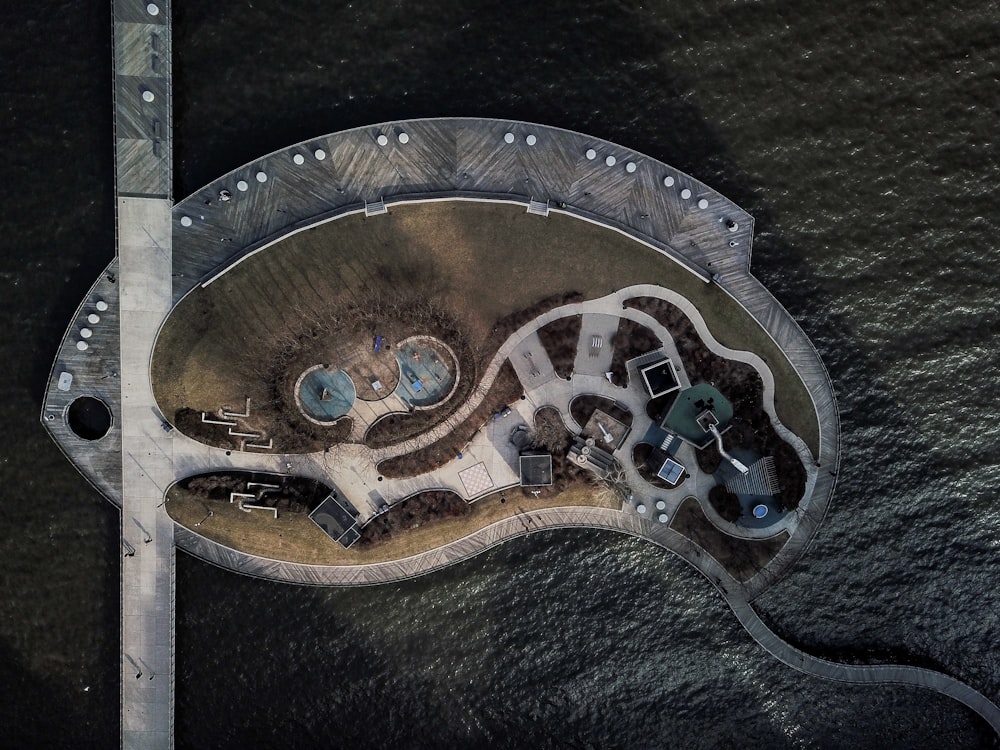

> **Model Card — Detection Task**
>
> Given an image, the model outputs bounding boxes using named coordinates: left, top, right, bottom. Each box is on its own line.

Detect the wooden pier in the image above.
left=114, top=1, right=174, bottom=748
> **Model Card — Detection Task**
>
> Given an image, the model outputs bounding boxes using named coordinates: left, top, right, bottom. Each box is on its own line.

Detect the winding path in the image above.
left=176, top=506, right=1000, bottom=734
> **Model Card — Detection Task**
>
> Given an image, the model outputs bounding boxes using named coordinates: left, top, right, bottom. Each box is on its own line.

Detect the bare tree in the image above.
left=594, top=460, right=632, bottom=506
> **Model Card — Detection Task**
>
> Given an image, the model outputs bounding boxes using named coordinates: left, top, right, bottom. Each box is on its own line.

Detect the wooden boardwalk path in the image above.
left=176, top=506, right=1000, bottom=734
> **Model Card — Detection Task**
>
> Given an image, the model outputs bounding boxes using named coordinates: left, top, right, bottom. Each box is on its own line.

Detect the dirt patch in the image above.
left=339, top=340, right=401, bottom=401
left=377, top=360, right=523, bottom=478
left=536, top=315, right=582, bottom=379
left=569, top=394, right=633, bottom=431
left=670, top=497, right=788, bottom=582
left=609, top=319, right=662, bottom=387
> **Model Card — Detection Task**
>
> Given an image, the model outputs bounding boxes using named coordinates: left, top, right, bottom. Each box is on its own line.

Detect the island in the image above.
left=37, top=3, right=1000, bottom=746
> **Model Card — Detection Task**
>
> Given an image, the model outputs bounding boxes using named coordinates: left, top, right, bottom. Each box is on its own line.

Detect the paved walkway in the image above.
left=114, top=2, right=175, bottom=746
left=119, top=197, right=175, bottom=749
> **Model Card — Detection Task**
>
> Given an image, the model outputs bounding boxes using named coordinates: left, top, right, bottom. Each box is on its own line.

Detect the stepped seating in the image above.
left=725, top=456, right=779, bottom=496
left=527, top=198, right=550, bottom=216
left=365, top=197, right=387, bottom=216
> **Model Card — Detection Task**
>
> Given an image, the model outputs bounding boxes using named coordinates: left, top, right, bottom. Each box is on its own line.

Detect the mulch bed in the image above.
left=609, top=319, right=662, bottom=386
left=536, top=315, right=582, bottom=379
left=357, top=490, right=470, bottom=547
left=175, top=471, right=330, bottom=513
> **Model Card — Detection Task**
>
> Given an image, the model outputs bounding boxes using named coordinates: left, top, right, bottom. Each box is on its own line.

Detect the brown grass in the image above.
left=669, top=497, right=788, bottom=582
left=166, top=482, right=617, bottom=566
left=154, top=202, right=817, bottom=456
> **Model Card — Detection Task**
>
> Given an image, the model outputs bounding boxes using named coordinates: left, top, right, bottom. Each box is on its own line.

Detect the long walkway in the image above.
left=119, top=198, right=175, bottom=749
left=114, top=1, right=175, bottom=748
left=176, top=505, right=1000, bottom=734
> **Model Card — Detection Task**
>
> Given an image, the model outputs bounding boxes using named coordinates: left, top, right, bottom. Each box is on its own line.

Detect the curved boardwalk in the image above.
left=176, top=507, right=1000, bottom=734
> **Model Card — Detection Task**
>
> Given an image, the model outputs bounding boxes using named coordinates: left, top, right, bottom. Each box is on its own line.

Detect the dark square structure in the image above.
left=519, top=452, right=553, bottom=487
left=309, top=491, right=361, bottom=548
left=639, top=358, right=680, bottom=398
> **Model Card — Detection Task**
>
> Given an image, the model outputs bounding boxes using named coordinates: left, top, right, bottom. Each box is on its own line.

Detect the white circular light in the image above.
left=180, top=216, right=192, bottom=227
left=146, top=3, right=159, bottom=16
left=636, top=503, right=647, bottom=514
left=658, top=513, right=668, bottom=523
left=142, top=90, right=155, bottom=103
left=585, top=148, right=597, bottom=160
left=314, top=149, right=326, bottom=160
left=96, top=300, right=108, bottom=312
left=698, top=198, right=709, bottom=209
left=80, top=328, right=93, bottom=339
left=655, top=500, right=666, bottom=510
left=236, top=180, right=249, bottom=192
left=663, top=176, right=675, bottom=187
left=292, top=153, right=305, bottom=165
left=377, top=134, right=388, bottom=146
left=255, top=171, right=267, bottom=183
left=605, top=155, right=616, bottom=166
left=625, top=161, right=637, bottom=173
left=76, top=340, right=89, bottom=351
left=88, top=314, right=100, bottom=325
left=680, top=188, right=692, bottom=199
left=398, top=132, right=409, bottom=144
left=504, top=132, right=515, bottom=144
left=525, top=134, right=537, bottom=146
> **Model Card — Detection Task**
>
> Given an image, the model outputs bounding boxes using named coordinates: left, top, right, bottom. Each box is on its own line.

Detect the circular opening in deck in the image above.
left=296, top=367, right=355, bottom=423
left=66, top=396, right=113, bottom=441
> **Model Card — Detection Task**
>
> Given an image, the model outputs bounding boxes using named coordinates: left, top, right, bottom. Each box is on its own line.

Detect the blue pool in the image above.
left=298, top=368, right=355, bottom=422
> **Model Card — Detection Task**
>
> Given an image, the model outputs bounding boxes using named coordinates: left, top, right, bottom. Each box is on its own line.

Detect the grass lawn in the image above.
left=153, top=202, right=818, bottom=453
left=166, top=483, right=618, bottom=566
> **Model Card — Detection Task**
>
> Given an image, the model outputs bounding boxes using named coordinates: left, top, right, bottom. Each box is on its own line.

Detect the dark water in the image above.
left=2, top=0, right=998, bottom=747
